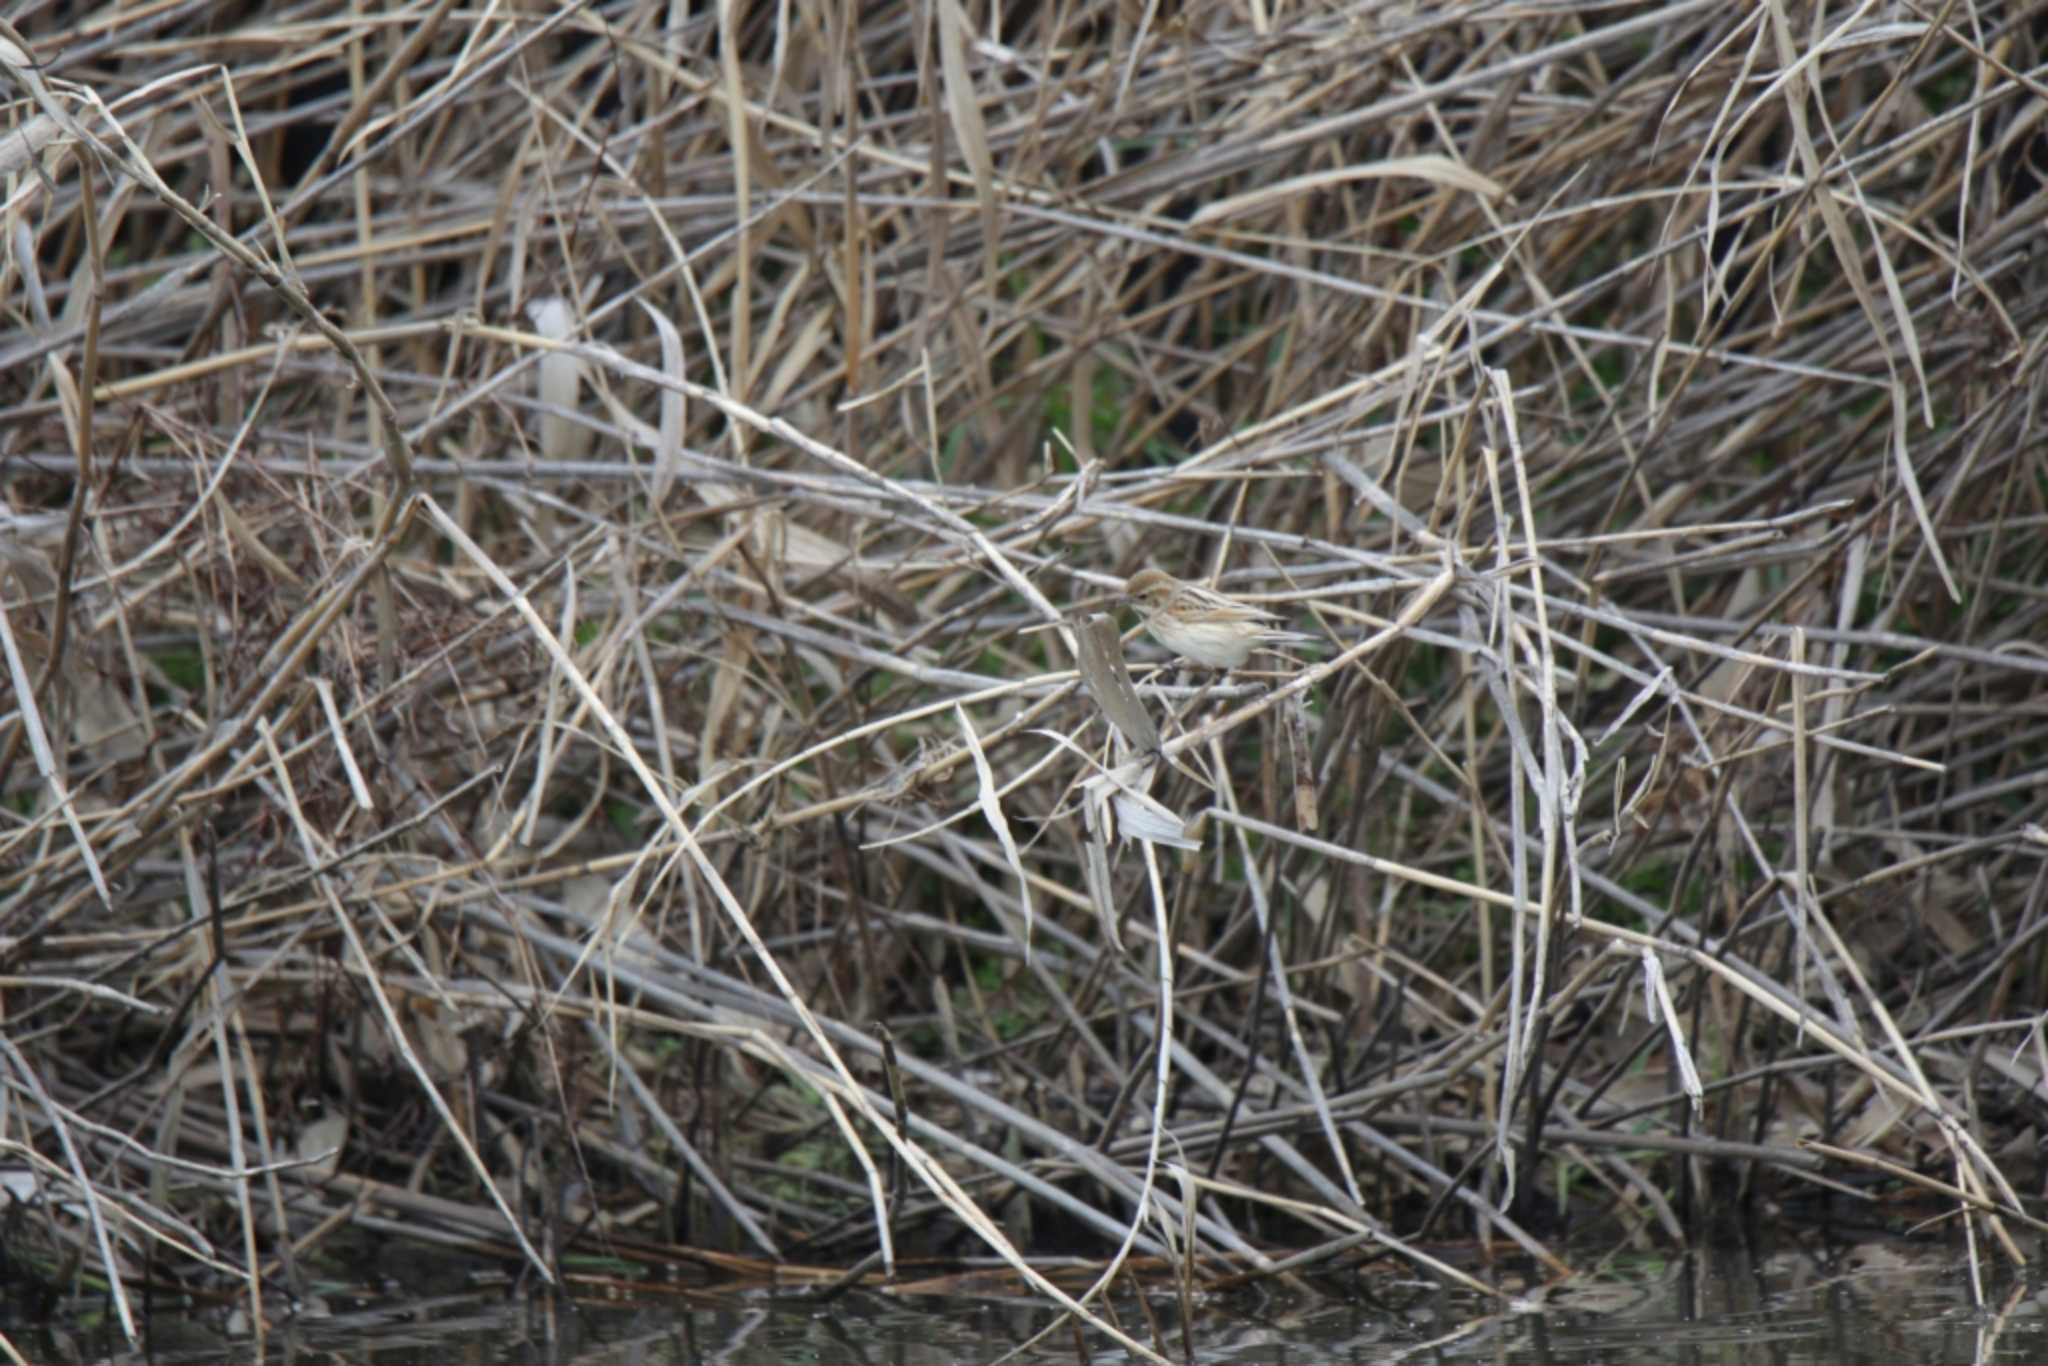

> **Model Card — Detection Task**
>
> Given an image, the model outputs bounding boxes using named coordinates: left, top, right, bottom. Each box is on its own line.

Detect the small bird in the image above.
left=1124, top=568, right=1317, bottom=669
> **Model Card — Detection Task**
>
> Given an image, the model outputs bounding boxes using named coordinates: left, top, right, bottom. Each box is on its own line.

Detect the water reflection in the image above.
left=19, top=1239, right=2045, bottom=1363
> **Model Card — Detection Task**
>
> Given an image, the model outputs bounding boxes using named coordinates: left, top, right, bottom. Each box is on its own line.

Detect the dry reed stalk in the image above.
left=2, top=0, right=2046, bottom=1341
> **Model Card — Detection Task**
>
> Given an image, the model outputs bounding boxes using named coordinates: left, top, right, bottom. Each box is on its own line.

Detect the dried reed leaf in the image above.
left=957, top=704, right=1034, bottom=953
left=1190, top=155, right=1507, bottom=226
left=636, top=299, right=688, bottom=503
left=935, top=0, right=998, bottom=285
left=0, top=599, right=110, bottom=907
left=528, top=296, right=593, bottom=463
left=293, top=1112, right=349, bottom=1183
left=0, top=110, right=63, bottom=179
left=1074, top=612, right=1160, bottom=755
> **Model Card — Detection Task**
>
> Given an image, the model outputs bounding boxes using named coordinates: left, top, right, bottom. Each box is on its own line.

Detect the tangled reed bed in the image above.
left=2, top=0, right=2047, bottom=1350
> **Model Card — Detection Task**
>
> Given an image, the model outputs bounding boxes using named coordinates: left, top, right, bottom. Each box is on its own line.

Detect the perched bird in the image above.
left=1124, top=568, right=1317, bottom=669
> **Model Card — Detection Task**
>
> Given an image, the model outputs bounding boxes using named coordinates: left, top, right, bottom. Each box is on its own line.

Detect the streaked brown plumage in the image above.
left=1124, top=569, right=1316, bottom=668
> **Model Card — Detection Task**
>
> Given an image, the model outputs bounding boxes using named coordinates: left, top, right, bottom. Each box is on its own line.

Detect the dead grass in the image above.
left=3, top=0, right=2047, bottom=1351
